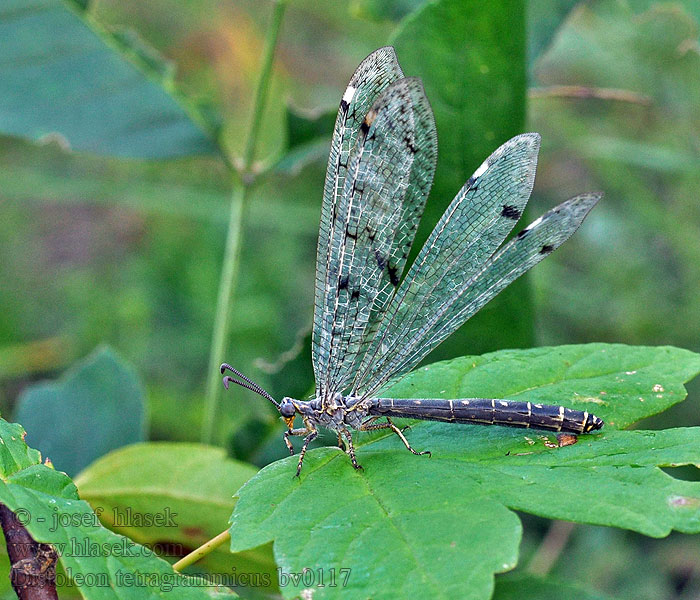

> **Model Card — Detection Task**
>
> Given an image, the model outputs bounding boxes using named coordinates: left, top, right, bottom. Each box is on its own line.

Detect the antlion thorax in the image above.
left=283, top=394, right=371, bottom=431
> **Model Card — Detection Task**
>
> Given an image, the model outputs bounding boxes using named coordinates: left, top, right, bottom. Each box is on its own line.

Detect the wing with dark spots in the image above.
left=317, top=77, right=437, bottom=400
left=501, top=204, right=522, bottom=220
left=312, top=47, right=404, bottom=400
left=351, top=131, right=598, bottom=396
left=351, top=134, right=540, bottom=394
left=355, top=192, right=601, bottom=397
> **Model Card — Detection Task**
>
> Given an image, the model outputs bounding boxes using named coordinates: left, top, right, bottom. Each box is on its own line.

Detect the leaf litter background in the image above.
left=1, top=0, right=700, bottom=598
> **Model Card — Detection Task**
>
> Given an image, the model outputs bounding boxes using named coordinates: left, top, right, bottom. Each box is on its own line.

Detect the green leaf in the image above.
left=0, top=421, right=42, bottom=476
left=74, top=442, right=256, bottom=546
left=228, top=344, right=700, bottom=599
left=494, top=574, right=617, bottom=600
left=385, top=344, right=700, bottom=429
left=274, top=106, right=335, bottom=176
left=285, top=107, right=336, bottom=151
left=15, top=345, right=146, bottom=476
left=0, top=419, right=236, bottom=598
left=392, top=0, right=534, bottom=359
left=0, top=0, right=219, bottom=158
left=74, top=443, right=278, bottom=596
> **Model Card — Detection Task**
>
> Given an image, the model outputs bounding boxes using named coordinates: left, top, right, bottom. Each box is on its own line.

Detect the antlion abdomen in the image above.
left=369, top=397, right=603, bottom=434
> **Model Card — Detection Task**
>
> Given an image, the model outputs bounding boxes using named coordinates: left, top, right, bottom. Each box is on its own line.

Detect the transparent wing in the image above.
left=312, top=47, right=404, bottom=400
left=360, top=193, right=601, bottom=396
left=353, top=77, right=437, bottom=389
left=356, top=193, right=601, bottom=397
left=352, top=146, right=599, bottom=394
left=350, top=133, right=541, bottom=394
left=317, top=77, right=437, bottom=400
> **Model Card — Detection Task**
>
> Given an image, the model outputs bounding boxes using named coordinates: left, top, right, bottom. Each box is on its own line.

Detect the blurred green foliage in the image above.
left=15, top=346, right=146, bottom=476
left=1, top=0, right=699, bottom=598
left=0, top=419, right=238, bottom=599
left=0, top=0, right=220, bottom=157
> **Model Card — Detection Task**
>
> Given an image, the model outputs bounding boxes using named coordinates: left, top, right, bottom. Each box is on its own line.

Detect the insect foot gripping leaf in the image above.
left=220, top=46, right=603, bottom=477
left=228, top=344, right=700, bottom=600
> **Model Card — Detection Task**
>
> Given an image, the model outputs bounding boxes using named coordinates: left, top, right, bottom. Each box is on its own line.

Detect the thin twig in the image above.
left=201, top=0, right=288, bottom=444
left=526, top=520, right=576, bottom=577
left=254, top=323, right=311, bottom=374
left=0, top=505, right=59, bottom=600
left=172, top=530, right=231, bottom=572
left=529, top=85, right=652, bottom=105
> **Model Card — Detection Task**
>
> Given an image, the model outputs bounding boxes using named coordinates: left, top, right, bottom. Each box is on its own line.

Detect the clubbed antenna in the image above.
left=220, top=363, right=280, bottom=409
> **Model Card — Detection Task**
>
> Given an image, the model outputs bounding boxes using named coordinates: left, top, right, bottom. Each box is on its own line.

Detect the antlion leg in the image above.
left=295, top=430, right=318, bottom=477
left=284, top=427, right=310, bottom=456
left=341, top=428, right=362, bottom=470
left=359, top=417, right=431, bottom=457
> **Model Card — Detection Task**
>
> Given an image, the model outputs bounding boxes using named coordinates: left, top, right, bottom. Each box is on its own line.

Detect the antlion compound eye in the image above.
left=280, top=400, right=296, bottom=418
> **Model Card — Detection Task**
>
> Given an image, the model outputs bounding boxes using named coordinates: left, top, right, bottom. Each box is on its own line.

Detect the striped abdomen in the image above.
left=369, top=397, right=604, bottom=434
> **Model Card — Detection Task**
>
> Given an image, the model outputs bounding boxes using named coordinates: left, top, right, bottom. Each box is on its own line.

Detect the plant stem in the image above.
left=202, top=180, right=246, bottom=444
left=526, top=520, right=575, bottom=576
left=0, top=504, right=59, bottom=599
left=172, top=530, right=231, bottom=572
left=242, top=0, right=287, bottom=173
left=201, top=0, right=287, bottom=444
